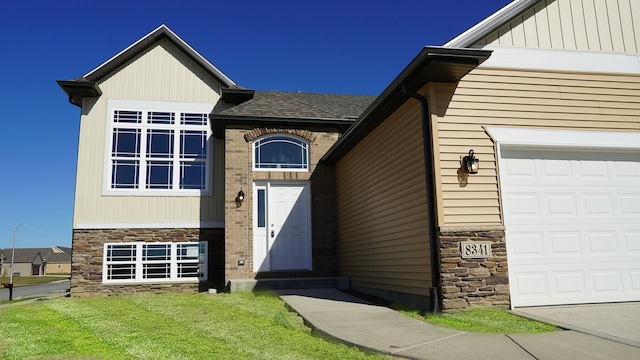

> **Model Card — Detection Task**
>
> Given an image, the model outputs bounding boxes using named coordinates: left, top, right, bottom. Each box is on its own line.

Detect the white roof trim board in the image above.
left=83, top=24, right=236, bottom=87
left=444, top=0, right=540, bottom=48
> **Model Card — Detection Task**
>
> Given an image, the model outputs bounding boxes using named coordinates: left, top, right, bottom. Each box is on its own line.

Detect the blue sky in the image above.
left=0, top=0, right=510, bottom=249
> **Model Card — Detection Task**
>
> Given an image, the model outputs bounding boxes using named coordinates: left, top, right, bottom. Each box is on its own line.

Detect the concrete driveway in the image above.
left=513, top=302, right=640, bottom=348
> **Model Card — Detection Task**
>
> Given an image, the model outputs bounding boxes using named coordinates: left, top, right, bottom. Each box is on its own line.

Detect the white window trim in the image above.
left=102, top=241, right=207, bottom=284
left=485, top=127, right=640, bottom=150
left=103, top=99, right=214, bottom=196
left=252, top=134, right=310, bottom=172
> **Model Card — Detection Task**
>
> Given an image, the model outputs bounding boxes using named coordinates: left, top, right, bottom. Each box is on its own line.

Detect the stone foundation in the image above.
left=71, top=228, right=224, bottom=297
left=439, top=226, right=510, bottom=311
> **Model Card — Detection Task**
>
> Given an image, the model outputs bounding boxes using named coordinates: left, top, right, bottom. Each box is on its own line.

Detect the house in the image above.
left=1, top=248, right=46, bottom=277
left=44, top=246, right=72, bottom=274
left=323, top=0, right=640, bottom=311
left=58, top=24, right=374, bottom=296
left=0, top=246, right=71, bottom=277
left=59, top=0, right=640, bottom=312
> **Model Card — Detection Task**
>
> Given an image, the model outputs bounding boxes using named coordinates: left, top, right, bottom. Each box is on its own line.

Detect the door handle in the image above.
left=271, top=230, right=274, bottom=238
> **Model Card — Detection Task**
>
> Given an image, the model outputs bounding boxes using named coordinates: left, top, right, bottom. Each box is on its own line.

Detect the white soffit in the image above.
left=486, top=127, right=640, bottom=149
left=479, top=46, right=640, bottom=74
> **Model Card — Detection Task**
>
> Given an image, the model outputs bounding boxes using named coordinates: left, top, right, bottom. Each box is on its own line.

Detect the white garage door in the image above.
left=500, top=146, right=640, bottom=307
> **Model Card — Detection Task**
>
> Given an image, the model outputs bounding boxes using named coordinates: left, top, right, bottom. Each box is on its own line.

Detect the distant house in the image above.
left=2, top=248, right=45, bottom=277
left=59, top=0, right=640, bottom=312
left=44, top=246, right=72, bottom=274
left=1, top=247, right=71, bottom=277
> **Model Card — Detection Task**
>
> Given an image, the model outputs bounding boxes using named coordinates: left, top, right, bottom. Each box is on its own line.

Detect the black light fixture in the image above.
left=463, top=149, right=479, bottom=174
left=236, top=189, right=245, bottom=207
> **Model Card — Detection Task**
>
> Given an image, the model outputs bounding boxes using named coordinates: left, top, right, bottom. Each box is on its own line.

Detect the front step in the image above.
left=227, top=277, right=349, bottom=292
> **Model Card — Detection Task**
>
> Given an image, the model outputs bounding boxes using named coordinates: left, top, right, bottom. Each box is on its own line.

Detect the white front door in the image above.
left=253, top=182, right=311, bottom=272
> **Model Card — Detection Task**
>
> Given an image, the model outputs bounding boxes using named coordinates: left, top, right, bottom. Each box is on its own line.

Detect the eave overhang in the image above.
left=321, top=46, right=492, bottom=164
left=56, top=79, right=102, bottom=107
left=221, top=88, right=256, bottom=104
left=210, top=114, right=355, bottom=139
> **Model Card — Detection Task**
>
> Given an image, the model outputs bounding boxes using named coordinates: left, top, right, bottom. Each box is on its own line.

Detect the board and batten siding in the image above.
left=336, top=101, right=432, bottom=297
left=477, top=0, right=640, bottom=54
left=73, top=38, right=226, bottom=228
left=433, top=67, right=640, bottom=226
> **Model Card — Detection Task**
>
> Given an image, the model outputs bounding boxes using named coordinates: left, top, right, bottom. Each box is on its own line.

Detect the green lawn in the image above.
left=0, top=292, right=386, bottom=360
left=394, top=305, right=557, bottom=334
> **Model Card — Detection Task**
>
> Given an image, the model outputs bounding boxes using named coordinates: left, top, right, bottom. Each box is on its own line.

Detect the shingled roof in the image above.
left=211, top=90, right=376, bottom=138
left=217, top=90, right=375, bottom=120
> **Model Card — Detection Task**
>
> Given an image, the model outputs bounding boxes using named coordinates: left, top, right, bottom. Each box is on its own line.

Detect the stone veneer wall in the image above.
left=439, top=226, right=511, bottom=311
left=224, top=126, right=341, bottom=283
left=71, top=228, right=224, bottom=296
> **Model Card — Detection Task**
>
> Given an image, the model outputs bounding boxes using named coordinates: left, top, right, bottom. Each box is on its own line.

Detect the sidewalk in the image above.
left=277, top=288, right=640, bottom=360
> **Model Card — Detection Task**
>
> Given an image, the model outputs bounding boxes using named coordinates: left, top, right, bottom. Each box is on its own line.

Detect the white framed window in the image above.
left=103, top=242, right=207, bottom=283
left=253, top=135, right=309, bottom=171
left=104, top=100, right=213, bottom=195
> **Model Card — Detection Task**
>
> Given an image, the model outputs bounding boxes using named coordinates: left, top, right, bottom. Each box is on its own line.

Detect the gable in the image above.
left=58, top=25, right=236, bottom=107
left=98, top=37, right=227, bottom=102
left=473, top=0, right=640, bottom=54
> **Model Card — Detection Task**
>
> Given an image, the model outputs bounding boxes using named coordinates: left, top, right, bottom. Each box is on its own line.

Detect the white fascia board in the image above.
left=479, top=46, right=640, bottom=74
left=444, top=0, right=539, bottom=48
left=486, top=127, right=640, bottom=149
left=83, top=24, right=236, bottom=87
left=75, top=221, right=224, bottom=229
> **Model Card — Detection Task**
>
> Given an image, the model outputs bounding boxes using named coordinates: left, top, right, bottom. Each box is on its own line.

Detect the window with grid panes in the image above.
left=103, top=242, right=207, bottom=283
left=108, top=106, right=211, bottom=193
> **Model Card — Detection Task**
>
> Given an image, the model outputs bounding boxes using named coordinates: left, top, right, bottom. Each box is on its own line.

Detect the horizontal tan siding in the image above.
left=336, top=101, right=431, bottom=297
left=478, top=0, right=640, bottom=54
left=434, top=67, right=640, bottom=226
left=74, top=38, right=227, bottom=227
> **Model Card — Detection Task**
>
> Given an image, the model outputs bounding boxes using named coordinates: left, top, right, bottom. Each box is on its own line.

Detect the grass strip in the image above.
left=393, top=304, right=557, bottom=334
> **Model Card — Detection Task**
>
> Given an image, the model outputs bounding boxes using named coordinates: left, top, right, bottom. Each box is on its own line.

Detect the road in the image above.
left=0, top=280, right=70, bottom=301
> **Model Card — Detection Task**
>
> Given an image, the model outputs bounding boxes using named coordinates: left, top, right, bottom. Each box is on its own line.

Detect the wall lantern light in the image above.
left=463, top=149, right=480, bottom=174
left=236, top=189, right=245, bottom=207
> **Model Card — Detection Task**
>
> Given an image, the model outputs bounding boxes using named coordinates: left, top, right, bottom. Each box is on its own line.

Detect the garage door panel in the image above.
left=620, top=195, right=640, bottom=215
left=506, top=191, right=636, bottom=219
left=631, top=271, right=640, bottom=292
left=501, top=146, right=640, bottom=307
left=627, top=233, right=640, bottom=252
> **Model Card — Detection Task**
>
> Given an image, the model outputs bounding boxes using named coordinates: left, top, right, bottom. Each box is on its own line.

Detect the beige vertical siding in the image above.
left=434, top=67, right=640, bottom=226
left=336, top=101, right=432, bottom=297
left=45, top=263, right=71, bottom=274
left=477, top=0, right=640, bottom=54
left=73, top=38, right=226, bottom=227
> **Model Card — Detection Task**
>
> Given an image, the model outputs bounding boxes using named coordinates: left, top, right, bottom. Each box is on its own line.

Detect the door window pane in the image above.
left=257, top=189, right=266, bottom=228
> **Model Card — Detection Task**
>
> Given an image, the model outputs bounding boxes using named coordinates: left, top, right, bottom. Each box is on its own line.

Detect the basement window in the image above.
left=103, top=242, right=207, bottom=283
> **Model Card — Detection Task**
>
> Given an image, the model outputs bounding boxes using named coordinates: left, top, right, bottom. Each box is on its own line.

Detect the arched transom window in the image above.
left=253, top=135, right=309, bottom=171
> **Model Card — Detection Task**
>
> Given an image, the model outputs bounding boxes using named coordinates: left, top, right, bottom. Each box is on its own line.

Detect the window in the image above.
left=254, top=135, right=309, bottom=170
left=103, top=242, right=207, bottom=283
left=106, top=100, right=212, bottom=194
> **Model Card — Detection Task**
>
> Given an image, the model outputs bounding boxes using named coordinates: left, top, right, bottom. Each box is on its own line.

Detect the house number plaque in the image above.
left=460, top=241, right=492, bottom=259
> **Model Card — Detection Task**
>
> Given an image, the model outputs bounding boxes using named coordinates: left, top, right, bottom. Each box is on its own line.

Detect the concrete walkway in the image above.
left=277, top=288, right=640, bottom=360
